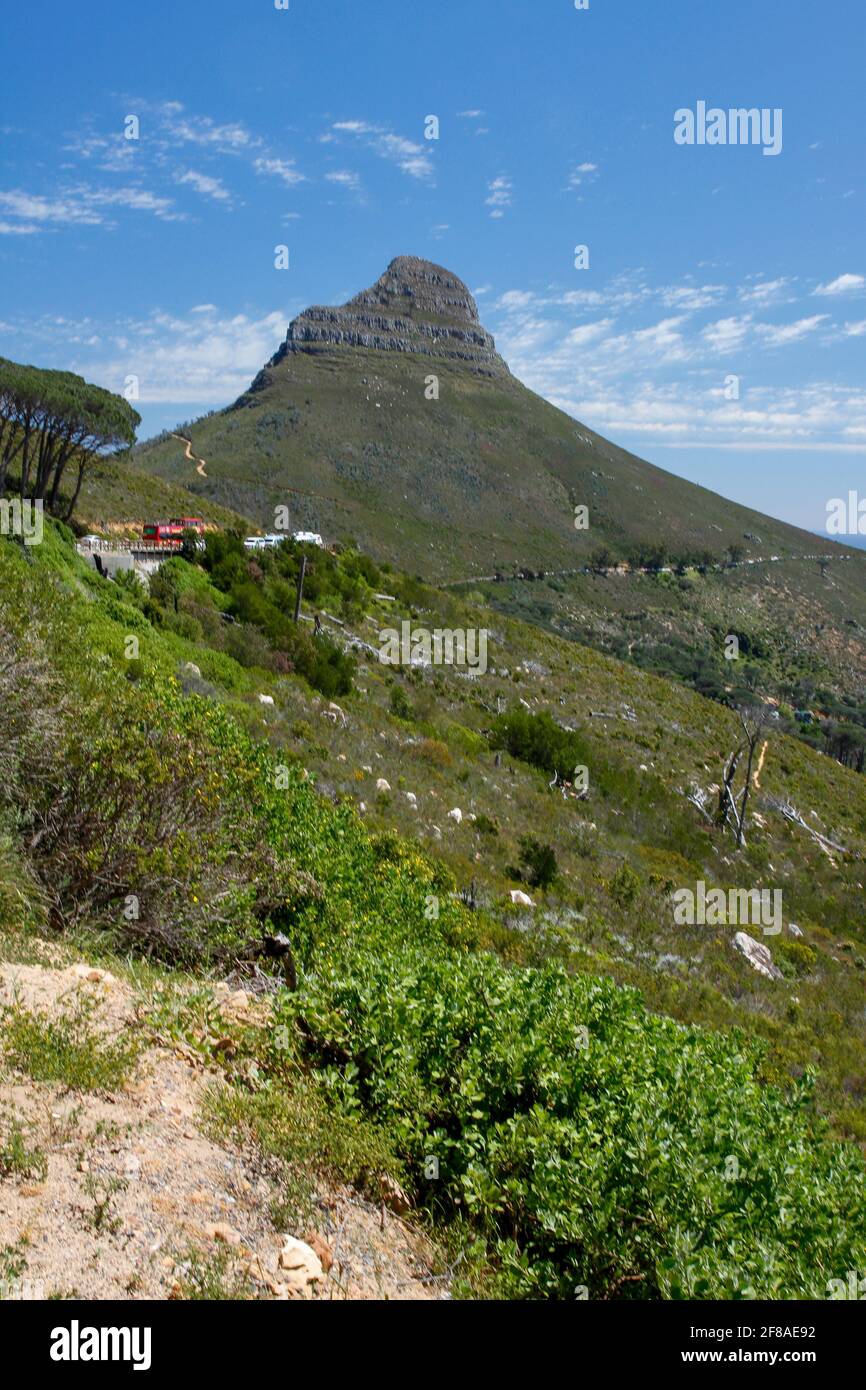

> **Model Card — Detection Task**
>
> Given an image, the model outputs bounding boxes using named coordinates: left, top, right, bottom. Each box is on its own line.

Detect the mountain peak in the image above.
left=346, top=255, right=483, bottom=328
left=271, top=255, right=507, bottom=375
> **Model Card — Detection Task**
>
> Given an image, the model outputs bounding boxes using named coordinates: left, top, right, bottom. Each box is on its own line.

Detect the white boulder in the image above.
left=278, top=1236, right=324, bottom=1294
left=733, top=932, right=782, bottom=980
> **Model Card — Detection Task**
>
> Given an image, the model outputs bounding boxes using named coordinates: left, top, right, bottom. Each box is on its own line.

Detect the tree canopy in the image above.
left=0, top=356, right=140, bottom=520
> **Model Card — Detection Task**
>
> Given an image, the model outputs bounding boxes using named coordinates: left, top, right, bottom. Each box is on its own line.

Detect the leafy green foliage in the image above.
left=282, top=941, right=866, bottom=1299
left=516, top=836, right=558, bottom=889
left=1, top=1003, right=140, bottom=1093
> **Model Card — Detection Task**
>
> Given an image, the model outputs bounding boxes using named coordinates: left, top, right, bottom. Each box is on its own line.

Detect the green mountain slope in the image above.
left=3, top=521, right=866, bottom=1299
left=132, top=255, right=855, bottom=585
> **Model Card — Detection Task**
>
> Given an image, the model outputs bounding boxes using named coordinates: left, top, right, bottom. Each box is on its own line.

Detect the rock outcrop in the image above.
left=733, top=931, right=783, bottom=980
left=267, top=255, right=508, bottom=377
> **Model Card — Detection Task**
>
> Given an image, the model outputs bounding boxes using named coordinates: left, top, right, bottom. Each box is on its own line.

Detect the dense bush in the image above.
left=283, top=938, right=866, bottom=1299
left=516, top=835, right=558, bottom=888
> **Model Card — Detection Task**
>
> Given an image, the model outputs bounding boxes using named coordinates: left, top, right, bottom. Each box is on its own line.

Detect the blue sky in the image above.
left=1, top=0, right=864, bottom=535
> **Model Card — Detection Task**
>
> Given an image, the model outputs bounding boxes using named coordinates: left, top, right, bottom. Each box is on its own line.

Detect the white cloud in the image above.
left=0, top=218, right=42, bottom=235
left=755, top=314, right=828, bottom=346
left=563, top=318, right=615, bottom=346
left=0, top=189, right=103, bottom=225
left=175, top=169, right=232, bottom=202
left=253, top=156, right=305, bottom=187
left=325, top=169, right=363, bottom=198
left=567, top=162, right=599, bottom=190
left=328, top=121, right=434, bottom=180
left=702, top=315, right=753, bottom=353
left=814, top=273, right=865, bottom=297
left=660, top=284, right=725, bottom=310
left=159, top=107, right=258, bottom=153
left=8, top=306, right=291, bottom=405
left=0, top=185, right=182, bottom=228
left=486, top=175, right=513, bottom=217
left=738, top=277, right=794, bottom=304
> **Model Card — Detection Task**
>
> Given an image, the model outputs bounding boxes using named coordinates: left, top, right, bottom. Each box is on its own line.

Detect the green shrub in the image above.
left=517, top=836, right=558, bottom=889
left=1, top=1003, right=140, bottom=1093
left=283, top=943, right=866, bottom=1299
left=389, top=685, right=414, bottom=721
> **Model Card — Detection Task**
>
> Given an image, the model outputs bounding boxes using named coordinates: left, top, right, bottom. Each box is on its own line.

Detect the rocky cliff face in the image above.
left=268, top=256, right=508, bottom=376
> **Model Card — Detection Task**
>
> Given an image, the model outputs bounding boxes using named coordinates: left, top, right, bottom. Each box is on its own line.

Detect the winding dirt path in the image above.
left=171, top=432, right=208, bottom=479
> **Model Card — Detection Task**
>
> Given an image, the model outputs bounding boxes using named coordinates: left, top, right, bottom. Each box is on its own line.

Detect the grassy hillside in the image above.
left=124, top=257, right=866, bottom=742
left=133, top=342, right=851, bottom=583
left=2, top=522, right=866, bottom=1298
left=7, top=447, right=253, bottom=539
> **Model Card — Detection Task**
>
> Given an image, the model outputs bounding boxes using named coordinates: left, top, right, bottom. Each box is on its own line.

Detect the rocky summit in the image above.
left=269, top=255, right=508, bottom=376
left=132, top=253, right=863, bottom=602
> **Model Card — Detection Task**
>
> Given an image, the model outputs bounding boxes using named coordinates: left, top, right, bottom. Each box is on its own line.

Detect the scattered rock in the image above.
left=377, top=1173, right=411, bottom=1215
left=69, top=964, right=118, bottom=987
left=733, top=932, right=783, bottom=980
left=278, top=1236, right=324, bottom=1292
left=305, top=1231, right=334, bottom=1274
left=206, top=1223, right=243, bottom=1246
left=509, top=890, right=534, bottom=908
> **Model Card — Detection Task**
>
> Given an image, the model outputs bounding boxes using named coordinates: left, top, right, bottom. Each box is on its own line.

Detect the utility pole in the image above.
left=294, top=554, right=307, bottom=623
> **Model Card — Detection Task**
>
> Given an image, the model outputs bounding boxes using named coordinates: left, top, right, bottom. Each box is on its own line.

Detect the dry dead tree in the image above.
left=714, top=704, right=776, bottom=848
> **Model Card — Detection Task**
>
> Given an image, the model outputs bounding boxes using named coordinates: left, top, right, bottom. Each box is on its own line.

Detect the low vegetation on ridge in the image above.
left=2, top=521, right=866, bottom=1299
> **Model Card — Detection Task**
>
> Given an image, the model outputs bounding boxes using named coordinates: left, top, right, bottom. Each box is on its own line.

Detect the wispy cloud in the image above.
left=485, top=266, right=866, bottom=454
left=567, top=162, right=599, bottom=191
left=253, top=156, right=305, bottom=187
left=486, top=175, right=513, bottom=218
left=0, top=219, right=41, bottom=235
left=328, top=121, right=434, bottom=181
left=814, top=272, right=865, bottom=297
left=755, top=314, right=828, bottom=346
left=739, top=277, right=796, bottom=305
left=0, top=184, right=182, bottom=229
left=158, top=104, right=259, bottom=154
left=325, top=169, right=361, bottom=191
left=175, top=169, right=232, bottom=203
left=3, top=304, right=292, bottom=405
left=702, top=315, right=752, bottom=353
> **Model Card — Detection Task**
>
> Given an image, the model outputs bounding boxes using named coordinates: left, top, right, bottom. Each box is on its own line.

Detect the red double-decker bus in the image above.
left=142, top=517, right=205, bottom=547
